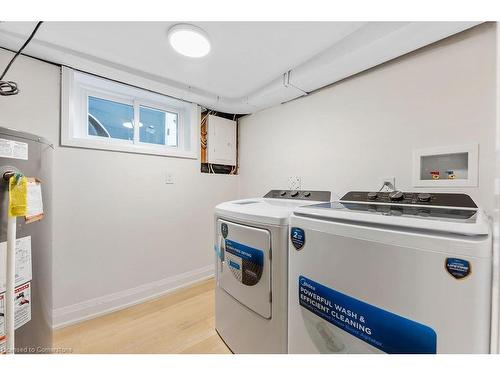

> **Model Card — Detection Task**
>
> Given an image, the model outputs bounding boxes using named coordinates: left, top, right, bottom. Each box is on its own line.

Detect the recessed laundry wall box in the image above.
left=413, top=144, right=479, bottom=187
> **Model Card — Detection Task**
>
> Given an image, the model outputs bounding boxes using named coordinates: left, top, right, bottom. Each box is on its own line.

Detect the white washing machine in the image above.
left=288, top=190, right=494, bottom=354
left=214, top=189, right=332, bottom=353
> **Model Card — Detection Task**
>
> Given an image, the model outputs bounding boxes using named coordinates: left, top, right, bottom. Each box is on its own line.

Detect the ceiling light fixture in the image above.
left=168, top=24, right=211, bottom=58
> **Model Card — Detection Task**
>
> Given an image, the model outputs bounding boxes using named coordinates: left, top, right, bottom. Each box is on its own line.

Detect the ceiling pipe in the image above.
left=233, top=21, right=481, bottom=114
left=0, top=22, right=482, bottom=115
left=289, top=21, right=482, bottom=93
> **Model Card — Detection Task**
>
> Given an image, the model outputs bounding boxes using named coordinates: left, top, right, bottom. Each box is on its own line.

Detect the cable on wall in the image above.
left=0, top=21, right=44, bottom=96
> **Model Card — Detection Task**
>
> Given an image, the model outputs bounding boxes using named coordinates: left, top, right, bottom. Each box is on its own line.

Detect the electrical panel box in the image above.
left=207, top=115, right=237, bottom=166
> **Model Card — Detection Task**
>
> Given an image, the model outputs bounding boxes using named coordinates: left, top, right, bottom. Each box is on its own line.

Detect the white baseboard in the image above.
left=52, top=265, right=215, bottom=329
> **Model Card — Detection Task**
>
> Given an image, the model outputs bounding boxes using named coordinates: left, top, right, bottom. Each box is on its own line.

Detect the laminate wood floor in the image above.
left=53, top=278, right=231, bottom=354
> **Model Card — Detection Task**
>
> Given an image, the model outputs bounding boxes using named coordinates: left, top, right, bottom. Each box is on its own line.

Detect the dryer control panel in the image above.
left=341, top=191, right=477, bottom=208
left=264, top=190, right=331, bottom=201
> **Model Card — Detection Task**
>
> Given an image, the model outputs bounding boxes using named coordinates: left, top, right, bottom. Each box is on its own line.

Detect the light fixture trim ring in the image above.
left=167, top=23, right=211, bottom=58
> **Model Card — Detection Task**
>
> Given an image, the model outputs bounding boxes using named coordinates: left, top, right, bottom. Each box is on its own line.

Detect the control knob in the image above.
left=388, top=190, right=404, bottom=201
left=279, top=191, right=287, bottom=197
left=303, top=191, right=311, bottom=198
left=417, top=193, right=432, bottom=202
left=367, top=192, right=378, bottom=200
left=290, top=190, right=299, bottom=197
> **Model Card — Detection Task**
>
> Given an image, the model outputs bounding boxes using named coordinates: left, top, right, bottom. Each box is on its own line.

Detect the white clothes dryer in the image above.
left=214, top=190, right=332, bottom=353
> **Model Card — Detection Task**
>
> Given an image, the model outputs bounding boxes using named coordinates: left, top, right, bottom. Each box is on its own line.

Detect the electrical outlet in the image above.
left=288, top=176, right=302, bottom=190
left=380, top=177, right=395, bottom=191
left=165, top=172, right=174, bottom=184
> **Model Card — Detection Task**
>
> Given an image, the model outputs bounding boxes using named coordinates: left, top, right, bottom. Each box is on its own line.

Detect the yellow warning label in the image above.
left=8, top=175, right=28, bottom=217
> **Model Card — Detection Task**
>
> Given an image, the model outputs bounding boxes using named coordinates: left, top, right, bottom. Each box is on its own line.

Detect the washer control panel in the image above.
left=264, top=190, right=331, bottom=201
left=341, top=191, right=477, bottom=208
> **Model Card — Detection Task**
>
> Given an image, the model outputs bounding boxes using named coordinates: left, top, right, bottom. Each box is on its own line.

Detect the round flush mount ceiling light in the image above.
left=168, top=24, right=211, bottom=58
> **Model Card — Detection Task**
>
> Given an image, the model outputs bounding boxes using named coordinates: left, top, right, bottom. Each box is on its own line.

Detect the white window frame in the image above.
left=61, top=67, right=199, bottom=159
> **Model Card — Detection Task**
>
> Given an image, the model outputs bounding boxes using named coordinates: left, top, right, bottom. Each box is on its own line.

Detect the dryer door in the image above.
left=217, top=219, right=272, bottom=319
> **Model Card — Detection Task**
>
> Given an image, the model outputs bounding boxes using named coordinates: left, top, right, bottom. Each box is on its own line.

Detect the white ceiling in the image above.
left=0, top=21, right=480, bottom=113
left=0, top=22, right=363, bottom=97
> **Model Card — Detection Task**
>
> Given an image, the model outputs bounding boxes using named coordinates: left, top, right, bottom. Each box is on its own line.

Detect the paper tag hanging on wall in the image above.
left=8, top=174, right=28, bottom=217
left=25, top=178, right=44, bottom=223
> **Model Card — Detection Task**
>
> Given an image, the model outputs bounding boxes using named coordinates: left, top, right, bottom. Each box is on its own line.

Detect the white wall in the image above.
left=238, top=23, right=497, bottom=214
left=0, top=21, right=496, bottom=329
left=0, top=50, right=239, bottom=327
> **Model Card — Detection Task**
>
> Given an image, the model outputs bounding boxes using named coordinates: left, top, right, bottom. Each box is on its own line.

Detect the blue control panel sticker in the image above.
left=291, top=227, right=305, bottom=250
left=299, top=276, right=437, bottom=354
left=225, top=239, right=263, bottom=266
left=445, top=258, right=471, bottom=279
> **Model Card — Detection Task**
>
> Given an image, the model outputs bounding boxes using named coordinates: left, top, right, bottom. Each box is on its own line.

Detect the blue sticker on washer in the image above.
left=291, top=227, right=305, bottom=250
left=225, top=240, right=264, bottom=286
left=445, top=258, right=471, bottom=279
left=225, top=240, right=263, bottom=266
left=298, top=276, right=437, bottom=354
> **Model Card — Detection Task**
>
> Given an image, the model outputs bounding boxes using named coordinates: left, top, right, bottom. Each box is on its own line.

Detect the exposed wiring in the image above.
left=0, top=21, right=43, bottom=96
left=200, top=110, right=212, bottom=151
left=0, top=80, right=18, bottom=96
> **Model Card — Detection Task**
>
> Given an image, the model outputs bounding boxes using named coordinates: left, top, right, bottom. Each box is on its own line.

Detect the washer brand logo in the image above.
left=221, top=223, right=228, bottom=238
left=445, top=258, right=471, bottom=279
left=291, top=227, right=305, bottom=250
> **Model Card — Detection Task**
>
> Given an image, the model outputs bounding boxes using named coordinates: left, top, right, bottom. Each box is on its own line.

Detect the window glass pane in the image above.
left=139, top=106, right=178, bottom=147
left=88, top=96, right=134, bottom=140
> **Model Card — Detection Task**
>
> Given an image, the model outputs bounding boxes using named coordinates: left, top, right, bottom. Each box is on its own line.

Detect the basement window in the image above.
left=139, top=105, right=178, bottom=147
left=62, top=67, right=199, bottom=158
